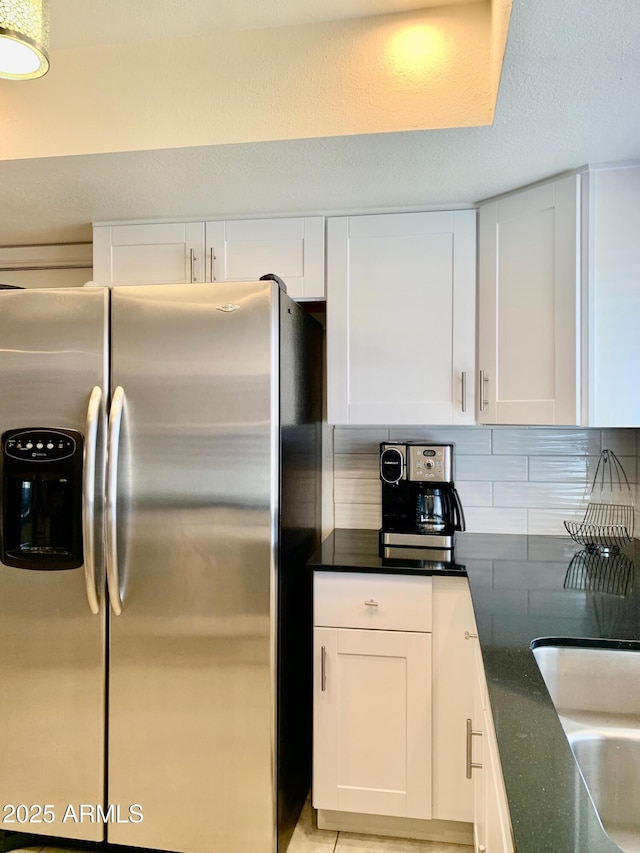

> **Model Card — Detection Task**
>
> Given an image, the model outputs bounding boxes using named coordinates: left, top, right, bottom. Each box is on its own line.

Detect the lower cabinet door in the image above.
left=472, top=640, right=514, bottom=853
left=472, top=660, right=487, bottom=853
left=313, top=626, right=432, bottom=819
left=483, top=710, right=515, bottom=853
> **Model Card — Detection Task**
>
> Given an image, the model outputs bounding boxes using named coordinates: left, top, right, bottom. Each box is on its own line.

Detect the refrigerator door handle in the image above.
left=83, top=385, right=103, bottom=615
left=106, top=385, right=125, bottom=616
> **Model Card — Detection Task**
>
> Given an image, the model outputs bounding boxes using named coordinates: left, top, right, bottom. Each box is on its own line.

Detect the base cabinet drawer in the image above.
left=314, top=571, right=432, bottom=632
left=312, top=626, right=432, bottom=819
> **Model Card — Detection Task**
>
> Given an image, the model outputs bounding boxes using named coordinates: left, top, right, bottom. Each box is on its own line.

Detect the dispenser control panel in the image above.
left=1, top=427, right=84, bottom=570
left=4, top=430, right=77, bottom=461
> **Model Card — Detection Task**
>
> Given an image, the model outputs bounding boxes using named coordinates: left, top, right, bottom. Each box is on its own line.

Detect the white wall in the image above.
left=331, top=425, right=638, bottom=537
left=0, top=244, right=92, bottom=288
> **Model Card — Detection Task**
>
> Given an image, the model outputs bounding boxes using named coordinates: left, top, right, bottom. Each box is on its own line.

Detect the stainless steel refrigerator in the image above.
left=0, top=280, right=321, bottom=853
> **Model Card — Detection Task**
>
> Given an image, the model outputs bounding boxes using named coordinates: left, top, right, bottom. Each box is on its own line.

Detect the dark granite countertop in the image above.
left=308, top=528, right=640, bottom=853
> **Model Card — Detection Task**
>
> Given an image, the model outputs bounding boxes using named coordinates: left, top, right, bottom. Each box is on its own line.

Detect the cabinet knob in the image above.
left=364, top=599, right=379, bottom=607
left=465, top=631, right=478, bottom=640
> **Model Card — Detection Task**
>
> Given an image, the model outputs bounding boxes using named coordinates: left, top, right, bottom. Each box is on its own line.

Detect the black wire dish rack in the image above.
left=564, top=549, right=634, bottom=597
left=564, top=449, right=635, bottom=554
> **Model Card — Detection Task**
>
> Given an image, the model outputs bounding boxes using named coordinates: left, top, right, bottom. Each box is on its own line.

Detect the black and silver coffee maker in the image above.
left=379, top=442, right=465, bottom=558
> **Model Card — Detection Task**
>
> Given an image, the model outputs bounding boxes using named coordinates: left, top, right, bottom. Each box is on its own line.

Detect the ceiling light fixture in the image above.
left=0, top=0, right=50, bottom=80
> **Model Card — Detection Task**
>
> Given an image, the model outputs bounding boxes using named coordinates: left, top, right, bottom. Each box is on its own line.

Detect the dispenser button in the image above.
left=26, top=442, right=33, bottom=449
left=47, top=443, right=54, bottom=450
left=36, top=443, right=44, bottom=449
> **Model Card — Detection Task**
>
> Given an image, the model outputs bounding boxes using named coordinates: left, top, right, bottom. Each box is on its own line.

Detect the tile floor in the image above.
left=288, top=799, right=473, bottom=853
left=8, top=800, right=472, bottom=853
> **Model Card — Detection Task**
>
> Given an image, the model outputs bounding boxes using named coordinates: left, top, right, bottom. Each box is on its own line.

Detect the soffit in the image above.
left=51, top=0, right=477, bottom=47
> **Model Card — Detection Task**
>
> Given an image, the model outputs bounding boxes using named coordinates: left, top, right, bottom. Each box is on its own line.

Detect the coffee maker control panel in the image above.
left=407, top=444, right=452, bottom=483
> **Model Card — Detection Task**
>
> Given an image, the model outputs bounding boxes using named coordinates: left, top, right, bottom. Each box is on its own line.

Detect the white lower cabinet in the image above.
left=470, top=638, right=515, bottom=853
left=313, top=572, right=433, bottom=820
left=313, top=626, right=432, bottom=818
left=431, top=577, right=475, bottom=823
left=312, top=571, right=514, bottom=850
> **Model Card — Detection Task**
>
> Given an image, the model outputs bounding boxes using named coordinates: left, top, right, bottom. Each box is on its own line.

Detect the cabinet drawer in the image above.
left=314, top=571, right=432, bottom=632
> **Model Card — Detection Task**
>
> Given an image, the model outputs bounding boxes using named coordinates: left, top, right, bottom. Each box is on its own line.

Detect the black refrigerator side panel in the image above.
left=277, top=294, right=322, bottom=851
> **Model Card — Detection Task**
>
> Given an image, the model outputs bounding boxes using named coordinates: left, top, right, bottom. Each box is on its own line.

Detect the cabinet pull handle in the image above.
left=210, top=247, right=217, bottom=281
left=321, top=645, right=327, bottom=692
left=189, top=248, right=196, bottom=282
left=364, top=599, right=379, bottom=607
left=465, top=631, right=478, bottom=640
left=479, top=370, right=489, bottom=412
left=461, top=371, right=467, bottom=413
left=466, top=718, right=483, bottom=778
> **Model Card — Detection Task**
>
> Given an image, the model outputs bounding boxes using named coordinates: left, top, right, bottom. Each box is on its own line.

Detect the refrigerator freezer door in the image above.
left=107, top=282, right=278, bottom=853
left=0, top=287, right=108, bottom=841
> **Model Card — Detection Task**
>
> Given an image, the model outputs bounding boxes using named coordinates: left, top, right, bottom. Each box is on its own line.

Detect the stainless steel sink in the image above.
left=533, top=644, right=640, bottom=853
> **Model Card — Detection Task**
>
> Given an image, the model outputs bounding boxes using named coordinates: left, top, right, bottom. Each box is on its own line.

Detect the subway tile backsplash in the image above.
left=332, top=426, right=640, bottom=538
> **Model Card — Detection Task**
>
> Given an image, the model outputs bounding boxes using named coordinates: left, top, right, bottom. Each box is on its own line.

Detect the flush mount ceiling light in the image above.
left=0, top=0, right=50, bottom=80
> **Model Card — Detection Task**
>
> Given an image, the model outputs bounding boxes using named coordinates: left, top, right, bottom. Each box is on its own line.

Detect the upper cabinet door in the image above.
left=477, top=176, right=580, bottom=425
left=93, top=222, right=205, bottom=285
left=327, top=210, right=476, bottom=425
left=205, top=217, right=325, bottom=300
left=93, top=217, right=324, bottom=299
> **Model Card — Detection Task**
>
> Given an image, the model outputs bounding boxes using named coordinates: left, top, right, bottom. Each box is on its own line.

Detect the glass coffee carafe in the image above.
left=416, top=487, right=447, bottom=534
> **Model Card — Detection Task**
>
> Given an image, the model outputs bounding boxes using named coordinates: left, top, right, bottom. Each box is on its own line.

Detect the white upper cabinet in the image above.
left=93, top=222, right=206, bottom=285
left=478, top=163, right=640, bottom=427
left=582, top=164, right=640, bottom=426
left=477, top=175, right=580, bottom=425
left=93, top=216, right=325, bottom=300
left=327, top=210, right=476, bottom=425
left=205, top=217, right=324, bottom=300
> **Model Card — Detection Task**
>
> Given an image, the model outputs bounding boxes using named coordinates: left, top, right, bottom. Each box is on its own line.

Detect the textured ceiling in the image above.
left=1, top=0, right=639, bottom=246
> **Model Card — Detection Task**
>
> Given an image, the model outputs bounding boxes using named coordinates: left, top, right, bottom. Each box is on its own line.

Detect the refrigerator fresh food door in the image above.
left=0, top=287, right=108, bottom=841
left=107, top=282, right=278, bottom=853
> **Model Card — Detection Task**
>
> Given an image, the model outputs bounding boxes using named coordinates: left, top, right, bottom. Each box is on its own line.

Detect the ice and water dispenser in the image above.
left=0, top=429, right=84, bottom=570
